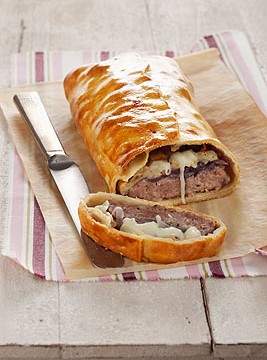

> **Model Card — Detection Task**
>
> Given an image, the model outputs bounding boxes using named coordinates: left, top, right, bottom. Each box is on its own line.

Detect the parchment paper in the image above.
left=1, top=49, right=267, bottom=279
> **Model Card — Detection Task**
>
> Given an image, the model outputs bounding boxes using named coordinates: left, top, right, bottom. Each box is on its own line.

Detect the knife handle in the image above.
left=13, top=91, right=66, bottom=161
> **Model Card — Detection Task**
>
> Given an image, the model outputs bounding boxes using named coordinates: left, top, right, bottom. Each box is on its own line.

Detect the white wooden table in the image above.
left=1, top=1, right=267, bottom=359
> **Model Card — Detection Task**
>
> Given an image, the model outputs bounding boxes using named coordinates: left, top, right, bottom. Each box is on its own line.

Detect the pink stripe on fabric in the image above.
left=191, top=42, right=203, bottom=53
left=82, top=50, right=94, bottom=64
left=185, top=264, right=202, bottom=279
left=230, top=257, right=247, bottom=277
left=145, top=270, right=160, bottom=281
left=165, top=50, right=174, bottom=58
left=100, top=51, right=110, bottom=61
left=99, top=275, right=113, bottom=282
left=204, top=35, right=218, bottom=48
left=32, top=197, right=46, bottom=277
left=56, top=253, right=66, bottom=281
left=204, top=35, right=224, bottom=61
left=9, top=150, right=25, bottom=261
left=52, top=52, right=63, bottom=81
left=35, top=52, right=44, bottom=82
left=221, top=31, right=266, bottom=112
left=208, top=260, right=225, bottom=278
left=16, top=53, right=27, bottom=85
left=122, top=272, right=137, bottom=281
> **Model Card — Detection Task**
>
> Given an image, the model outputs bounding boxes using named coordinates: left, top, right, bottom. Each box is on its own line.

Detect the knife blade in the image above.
left=13, top=91, right=124, bottom=268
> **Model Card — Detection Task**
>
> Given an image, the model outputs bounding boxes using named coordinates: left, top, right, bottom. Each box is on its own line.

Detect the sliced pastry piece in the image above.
left=78, top=192, right=227, bottom=263
left=64, top=53, right=240, bottom=205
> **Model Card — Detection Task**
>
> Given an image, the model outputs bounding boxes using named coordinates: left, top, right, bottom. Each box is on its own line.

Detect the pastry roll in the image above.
left=64, top=53, right=240, bottom=205
left=78, top=192, right=226, bottom=263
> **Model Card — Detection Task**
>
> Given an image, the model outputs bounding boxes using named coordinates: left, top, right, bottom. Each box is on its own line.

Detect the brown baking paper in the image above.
left=1, top=49, right=267, bottom=279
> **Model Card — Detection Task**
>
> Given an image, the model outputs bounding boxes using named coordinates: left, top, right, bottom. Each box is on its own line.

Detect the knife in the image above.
left=13, top=91, right=124, bottom=268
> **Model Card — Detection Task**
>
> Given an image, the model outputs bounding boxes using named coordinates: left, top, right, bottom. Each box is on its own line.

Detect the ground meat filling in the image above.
left=108, top=202, right=217, bottom=236
left=127, top=159, right=230, bottom=202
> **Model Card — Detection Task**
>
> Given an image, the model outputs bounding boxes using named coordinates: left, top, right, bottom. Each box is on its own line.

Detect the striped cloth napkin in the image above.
left=4, top=30, right=267, bottom=281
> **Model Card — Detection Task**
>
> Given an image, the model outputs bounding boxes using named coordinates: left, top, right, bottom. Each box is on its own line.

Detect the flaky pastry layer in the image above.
left=64, top=53, right=240, bottom=204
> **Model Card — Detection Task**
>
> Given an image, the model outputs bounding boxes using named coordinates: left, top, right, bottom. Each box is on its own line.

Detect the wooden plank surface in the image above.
left=0, top=0, right=267, bottom=358
left=59, top=280, right=210, bottom=358
left=205, top=277, right=267, bottom=358
left=0, top=257, right=60, bottom=358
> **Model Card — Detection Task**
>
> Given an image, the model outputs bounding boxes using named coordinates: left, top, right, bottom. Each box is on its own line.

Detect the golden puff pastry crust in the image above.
left=78, top=192, right=227, bottom=263
left=64, top=53, right=240, bottom=205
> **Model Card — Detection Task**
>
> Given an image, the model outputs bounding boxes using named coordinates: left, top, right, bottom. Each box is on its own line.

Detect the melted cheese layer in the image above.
left=120, top=217, right=201, bottom=240
left=169, top=149, right=218, bottom=169
left=86, top=200, right=114, bottom=227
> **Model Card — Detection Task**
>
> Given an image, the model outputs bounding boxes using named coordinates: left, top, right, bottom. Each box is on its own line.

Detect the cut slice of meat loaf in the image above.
left=79, top=192, right=227, bottom=263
